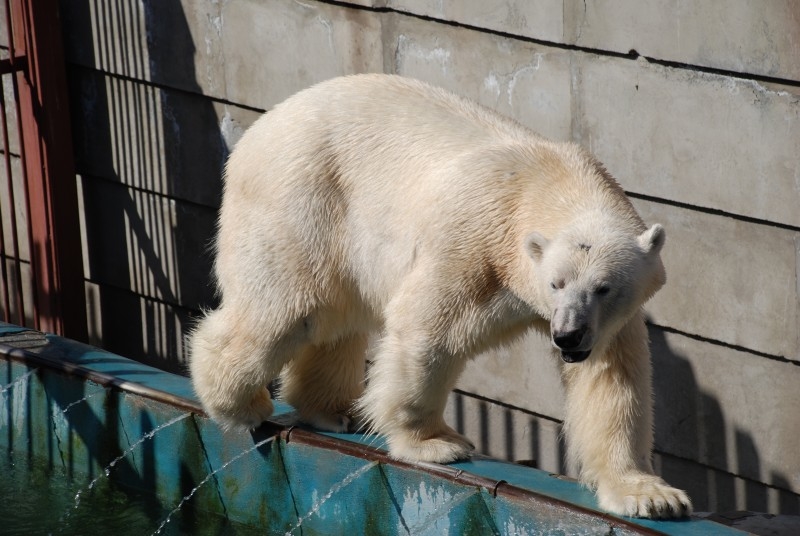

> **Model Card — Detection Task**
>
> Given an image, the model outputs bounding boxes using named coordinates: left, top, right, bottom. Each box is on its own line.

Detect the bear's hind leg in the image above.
left=189, top=308, right=306, bottom=430
left=279, top=332, right=367, bottom=433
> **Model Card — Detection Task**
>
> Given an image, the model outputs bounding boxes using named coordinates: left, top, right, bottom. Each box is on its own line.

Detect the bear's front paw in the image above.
left=596, top=473, right=692, bottom=519
left=388, top=428, right=475, bottom=464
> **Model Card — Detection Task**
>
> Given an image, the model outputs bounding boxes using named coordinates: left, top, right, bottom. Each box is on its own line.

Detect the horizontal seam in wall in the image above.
left=647, top=321, right=799, bottom=367
left=0, top=149, right=21, bottom=159
left=84, top=277, right=205, bottom=319
left=66, top=61, right=267, bottom=115
left=455, top=388, right=798, bottom=496
left=64, top=2, right=800, bottom=109
left=323, top=0, right=800, bottom=88
left=654, top=450, right=800, bottom=498
left=627, top=191, right=800, bottom=234
left=0, top=254, right=30, bottom=264
left=457, top=387, right=798, bottom=496
left=78, top=172, right=220, bottom=213
left=452, top=388, right=564, bottom=425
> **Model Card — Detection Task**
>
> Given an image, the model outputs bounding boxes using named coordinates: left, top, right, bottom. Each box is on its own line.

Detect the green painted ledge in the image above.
left=0, top=322, right=745, bottom=535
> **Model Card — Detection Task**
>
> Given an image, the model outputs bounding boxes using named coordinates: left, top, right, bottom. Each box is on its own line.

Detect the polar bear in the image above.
left=189, top=74, right=691, bottom=518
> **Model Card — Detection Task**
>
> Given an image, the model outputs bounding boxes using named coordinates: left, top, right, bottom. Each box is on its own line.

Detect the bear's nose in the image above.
left=553, top=328, right=587, bottom=350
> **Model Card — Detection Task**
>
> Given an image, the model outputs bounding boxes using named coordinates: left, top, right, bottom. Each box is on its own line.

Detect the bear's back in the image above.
left=218, top=75, right=642, bottom=309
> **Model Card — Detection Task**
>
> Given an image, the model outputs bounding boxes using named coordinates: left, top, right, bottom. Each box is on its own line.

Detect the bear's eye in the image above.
left=550, top=279, right=565, bottom=290
left=595, top=285, right=611, bottom=296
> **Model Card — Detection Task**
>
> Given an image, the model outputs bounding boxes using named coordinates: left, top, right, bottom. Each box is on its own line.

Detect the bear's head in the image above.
left=525, top=221, right=666, bottom=363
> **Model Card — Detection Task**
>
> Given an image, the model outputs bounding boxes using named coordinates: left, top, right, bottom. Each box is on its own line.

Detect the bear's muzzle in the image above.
left=553, top=327, right=592, bottom=363
left=560, top=349, right=592, bottom=363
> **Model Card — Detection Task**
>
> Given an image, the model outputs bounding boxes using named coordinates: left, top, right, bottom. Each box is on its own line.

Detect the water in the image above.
left=52, top=389, right=103, bottom=416
left=405, top=488, right=478, bottom=535
left=0, top=449, right=263, bottom=535
left=284, top=461, right=379, bottom=536
left=0, top=368, right=36, bottom=395
left=151, top=436, right=276, bottom=535
left=73, top=413, right=192, bottom=509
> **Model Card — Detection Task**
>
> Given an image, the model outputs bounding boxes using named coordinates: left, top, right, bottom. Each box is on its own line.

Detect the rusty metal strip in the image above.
left=0, top=337, right=206, bottom=416
left=281, top=426, right=667, bottom=535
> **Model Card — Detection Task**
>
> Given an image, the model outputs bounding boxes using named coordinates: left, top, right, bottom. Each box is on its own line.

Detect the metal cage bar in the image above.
left=0, top=0, right=86, bottom=341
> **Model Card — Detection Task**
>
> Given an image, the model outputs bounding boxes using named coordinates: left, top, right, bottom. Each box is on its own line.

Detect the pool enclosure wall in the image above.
left=0, top=322, right=746, bottom=535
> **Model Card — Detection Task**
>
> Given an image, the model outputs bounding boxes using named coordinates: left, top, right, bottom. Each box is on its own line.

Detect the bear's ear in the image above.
left=525, top=232, right=549, bottom=262
left=638, top=224, right=665, bottom=255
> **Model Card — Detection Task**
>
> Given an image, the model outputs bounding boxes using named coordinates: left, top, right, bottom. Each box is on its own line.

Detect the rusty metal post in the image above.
left=9, top=0, right=87, bottom=340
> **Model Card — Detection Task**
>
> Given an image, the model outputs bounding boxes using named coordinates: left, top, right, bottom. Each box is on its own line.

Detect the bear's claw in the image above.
left=597, top=473, right=692, bottom=519
left=388, top=428, right=475, bottom=464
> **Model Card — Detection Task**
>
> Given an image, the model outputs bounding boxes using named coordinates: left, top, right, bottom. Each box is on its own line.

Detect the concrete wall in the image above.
left=60, top=0, right=800, bottom=515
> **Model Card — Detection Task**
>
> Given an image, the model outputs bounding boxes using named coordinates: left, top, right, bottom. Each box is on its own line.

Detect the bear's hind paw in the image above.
left=597, top=474, right=692, bottom=519
left=302, top=411, right=352, bottom=433
left=210, top=387, right=274, bottom=431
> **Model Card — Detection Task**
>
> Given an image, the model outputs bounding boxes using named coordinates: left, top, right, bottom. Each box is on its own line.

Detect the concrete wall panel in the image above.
left=79, top=176, right=217, bottom=311
left=61, top=0, right=226, bottom=98
left=220, top=0, right=384, bottom=110
left=385, top=14, right=573, bottom=141
left=634, top=199, right=799, bottom=361
left=576, top=55, right=800, bottom=228
left=445, top=390, right=566, bottom=476
left=385, top=0, right=800, bottom=81
left=387, top=0, right=565, bottom=43
left=457, top=333, right=565, bottom=421
left=570, top=0, right=800, bottom=81
left=85, top=282, right=195, bottom=372
left=650, top=327, right=800, bottom=495
left=69, top=68, right=262, bottom=208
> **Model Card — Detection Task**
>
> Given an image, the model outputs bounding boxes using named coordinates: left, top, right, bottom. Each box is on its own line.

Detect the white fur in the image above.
left=188, top=74, right=691, bottom=518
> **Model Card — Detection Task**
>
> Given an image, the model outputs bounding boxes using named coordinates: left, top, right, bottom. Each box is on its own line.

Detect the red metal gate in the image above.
left=0, top=0, right=86, bottom=341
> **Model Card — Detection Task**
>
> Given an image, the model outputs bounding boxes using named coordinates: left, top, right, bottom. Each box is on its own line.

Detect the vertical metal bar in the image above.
left=9, top=0, right=87, bottom=340
left=2, top=0, right=16, bottom=62
left=0, top=75, right=25, bottom=325
left=8, top=0, right=37, bottom=330
left=0, top=76, right=12, bottom=321
left=0, top=0, right=25, bottom=326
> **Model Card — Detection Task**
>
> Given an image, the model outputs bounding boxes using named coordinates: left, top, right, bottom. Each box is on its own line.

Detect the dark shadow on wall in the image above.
left=649, top=325, right=799, bottom=515
left=449, top=387, right=568, bottom=478
left=61, top=0, right=226, bottom=373
left=451, top=327, right=799, bottom=515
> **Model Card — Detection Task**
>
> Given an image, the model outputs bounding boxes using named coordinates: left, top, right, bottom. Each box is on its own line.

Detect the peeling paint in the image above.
left=316, top=15, right=335, bottom=52
left=396, top=34, right=452, bottom=75
left=219, top=109, right=244, bottom=151
left=483, top=73, right=501, bottom=100
left=506, top=55, right=543, bottom=107
left=292, top=0, right=316, bottom=10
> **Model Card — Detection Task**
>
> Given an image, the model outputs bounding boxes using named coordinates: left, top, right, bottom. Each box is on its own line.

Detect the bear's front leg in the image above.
left=357, top=330, right=475, bottom=464
left=561, top=314, right=692, bottom=519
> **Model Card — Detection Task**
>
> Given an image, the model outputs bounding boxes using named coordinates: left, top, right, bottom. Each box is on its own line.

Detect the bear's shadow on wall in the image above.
left=453, top=325, right=798, bottom=514
left=649, top=325, right=798, bottom=514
